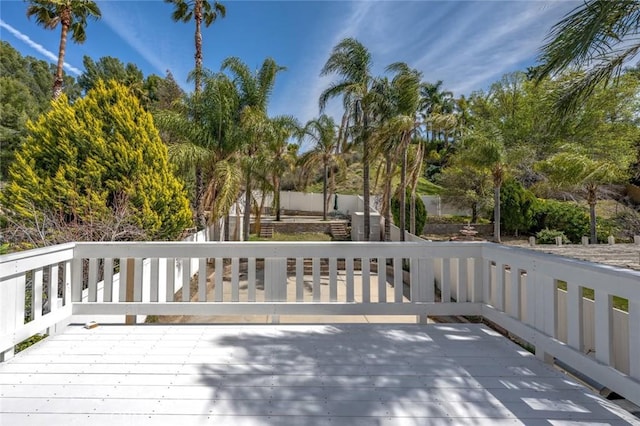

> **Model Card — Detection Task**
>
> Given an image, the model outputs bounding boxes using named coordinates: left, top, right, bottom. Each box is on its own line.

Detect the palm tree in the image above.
left=389, top=63, right=422, bottom=240
left=267, top=115, right=299, bottom=221
left=298, top=115, right=344, bottom=221
left=26, top=0, right=101, bottom=99
left=535, top=0, right=640, bottom=111
left=222, top=57, right=285, bottom=240
left=460, top=126, right=507, bottom=243
left=166, top=0, right=226, bottom=93
left=320, top=38, right=374, bottom=240
left=155, top=73, right=241, bottom=233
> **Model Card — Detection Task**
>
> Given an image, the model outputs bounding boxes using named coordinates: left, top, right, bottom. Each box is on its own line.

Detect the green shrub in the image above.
left=500, top=179, right=535, bottom=236
left=536, top=228, right=569, bottom=244
left=391, top=189, right=427, bottom=233
left=531, top=199, right=589, bottom=243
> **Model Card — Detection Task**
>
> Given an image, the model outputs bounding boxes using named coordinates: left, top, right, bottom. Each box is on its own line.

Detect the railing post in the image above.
left=630, top=300, right=640, bottom=380
left=594, top=289, right=613, bottom=365
left=265, top=258, right=286, bottom=324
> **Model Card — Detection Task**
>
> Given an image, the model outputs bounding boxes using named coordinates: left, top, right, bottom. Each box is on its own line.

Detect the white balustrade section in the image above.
left=1, top=240, right=639, bottom=406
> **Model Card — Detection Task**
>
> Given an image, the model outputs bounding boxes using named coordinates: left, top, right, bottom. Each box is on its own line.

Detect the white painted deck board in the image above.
left=1, top=324, right=636, bottom=425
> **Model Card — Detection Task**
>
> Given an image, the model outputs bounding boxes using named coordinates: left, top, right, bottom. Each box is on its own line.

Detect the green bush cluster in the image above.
left=391, top=189, right=427, bottom=234
left=530, top=199, right=589, bottom=243
left=536, top=228, right=569, bottom=245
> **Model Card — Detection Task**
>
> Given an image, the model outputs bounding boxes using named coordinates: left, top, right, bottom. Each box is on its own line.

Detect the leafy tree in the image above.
left=26, top=0, right=101, bottom=99
left=535, top=0, right=640, bottom=111
left=536, top=146, right=633, bottom=243
left=0, top=78, right=39, bottom=180
left=2, top=81, right=192, bottom=244
left=148, top=70, right=185, bottom=111
left=500, top=178, right=536, bottom=236
left=165, top=0, right=226, bottom=93
left=320, top=38, right=375, bottom=240
left=438, top=162, right=492, bottom=224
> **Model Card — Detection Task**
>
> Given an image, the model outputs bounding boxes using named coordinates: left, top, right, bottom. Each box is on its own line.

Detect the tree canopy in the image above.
left=2, top=80, right=192, bottom=244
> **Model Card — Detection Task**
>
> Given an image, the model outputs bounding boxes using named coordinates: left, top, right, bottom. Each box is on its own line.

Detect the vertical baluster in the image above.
left=48, top=264, right=59, bottom=312
left=441, top=258, right=451, bottom=303
left=232, top=258, right=240, bottom=302
left=214, top=258, right=223, bottom=302
left=424, top=258, right=435, bottom=303
left=181, top=258, right=190, bottom=302
left=630, top=299, right=640, bottom=380
left=495, top=263, right=505, bottom=311
left=346, top=258, right=354, bottom=302
left=165, top=258, right=175, bottom=302
left=567, top=282, right=583, bottom=351
left=377, top=257, right=386, bottom=303
left=88, top=259, right=98, bottom=303
left=393, top=257, right=402, bottom=303
left=149, top=258, right=159, bottom=303
left=329, top=258, right=337, bottom=302
left=458, top=259, right=468, bottom=303
left=472, top=258, right=483, bottom=303
left=483, top=260, right=492, bottom=305
left=312, top=258, right=321, bottom=302
left=510, top=268, right=520, bottom=319
left=248, top=258, right=256, bottom=302
left=33, top=268, right=43, bottom=320
left=295, top=258, right=303, bottom=302
left=104, top=258, right=114, bottom=302
left=362, top=258, right=370, bottom=303
left=595, top=289, right=613, bottom=365
left=198, top=258, right=207, bottom=302
left=134, top=258, right=143, bottom=302
left=72, top=257, right=83, bottom=303
left=64, top=261, right=71, bottom=306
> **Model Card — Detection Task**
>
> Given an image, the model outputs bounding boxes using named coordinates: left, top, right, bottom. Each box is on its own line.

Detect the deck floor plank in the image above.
left=1, top=324, right=637, bottom=425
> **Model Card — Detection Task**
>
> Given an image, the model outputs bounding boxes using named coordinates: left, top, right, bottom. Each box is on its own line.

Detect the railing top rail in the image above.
left=0, top=242, right=75, bottom=263
left=73, top=241, right=456, bottom=259
left=482, top=242, right=640, bottom=281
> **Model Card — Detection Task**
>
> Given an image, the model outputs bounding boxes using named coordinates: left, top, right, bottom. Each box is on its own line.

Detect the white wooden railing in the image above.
left=1, top=241, right=639, bottom=406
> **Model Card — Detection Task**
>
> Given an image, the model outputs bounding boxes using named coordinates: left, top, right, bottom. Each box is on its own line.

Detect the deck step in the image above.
left=260, top=223, right=274, bottom=238
left=330, top=222, right=349, bottom=240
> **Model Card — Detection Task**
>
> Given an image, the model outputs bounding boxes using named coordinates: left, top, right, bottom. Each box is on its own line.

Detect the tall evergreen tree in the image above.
left=2, top=81, right=192, bottom=244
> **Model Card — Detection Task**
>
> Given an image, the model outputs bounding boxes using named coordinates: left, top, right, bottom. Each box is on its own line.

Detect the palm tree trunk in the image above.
left=493, top=184, right=501, bottom=243
left=53, top=12, right=71, bottom=100
left=194, top=0, right=203, bottom=94
left=362, top=114, right=370, bottom=241
left=588, top=186, right=597, bottom=244
left=275, top=176, right=281, bottom=221
left=322, top=162, right=328, bottom=221
left=243, top=175, right=251, bottom=241
left=399, top=135, right=408, bottom=242
left=383, top=153, right=392, bottom=241
left=410, top=191, right=416, bottom=235
left=224, top=213, right=230, bottom=241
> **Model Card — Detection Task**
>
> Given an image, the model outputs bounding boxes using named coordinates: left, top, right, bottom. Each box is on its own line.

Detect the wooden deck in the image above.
left=1, top=324, right=637, bottom=425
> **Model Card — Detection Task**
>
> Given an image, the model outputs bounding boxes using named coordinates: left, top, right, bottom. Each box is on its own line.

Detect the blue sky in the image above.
left=1, top=0, right=578, bottom=124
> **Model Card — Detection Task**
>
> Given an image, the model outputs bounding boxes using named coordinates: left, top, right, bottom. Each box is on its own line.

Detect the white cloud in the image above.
left=0, top=19, right=82, bottom=75
left=98, top=2, right=169, bottom=76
